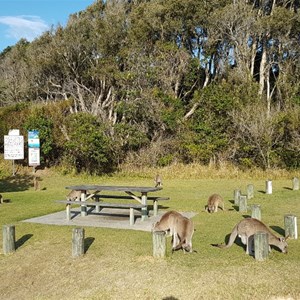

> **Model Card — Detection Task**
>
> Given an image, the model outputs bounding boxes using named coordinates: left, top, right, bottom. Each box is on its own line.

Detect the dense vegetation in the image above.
left=0, top=0, right=299, bottom=174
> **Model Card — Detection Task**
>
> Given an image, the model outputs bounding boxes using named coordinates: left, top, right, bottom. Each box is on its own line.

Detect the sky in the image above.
left=0, top=0, right=95, bottom=52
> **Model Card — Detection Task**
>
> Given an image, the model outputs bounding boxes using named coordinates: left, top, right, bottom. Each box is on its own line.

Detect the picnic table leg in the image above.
left=153, top=200, right=158, bottom=216
left=66, top=204, right=71, bottom=220
left=80, top=191, right=87, bottom=217
left=141, top=193, right=148, bottom=221
left=130, top=208, right=134, bottom=225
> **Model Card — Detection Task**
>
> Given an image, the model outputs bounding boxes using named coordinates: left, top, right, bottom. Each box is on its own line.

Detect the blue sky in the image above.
left=0, top=0, right=95, bottom=52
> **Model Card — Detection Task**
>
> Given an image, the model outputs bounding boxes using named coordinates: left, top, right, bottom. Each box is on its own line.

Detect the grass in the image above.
left=0, top=167, right=300, bottom=300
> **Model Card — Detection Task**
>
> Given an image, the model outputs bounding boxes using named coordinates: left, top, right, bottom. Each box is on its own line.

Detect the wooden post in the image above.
left=251, top=204, right=261, bottom=220
left=254, top=231, right=269, bottom=261
left=152, top=231, right=166, bottom=258
left=284, top=214, right=298, bottom=239
left=247, top=184, right=254, bottom=199
left=72, top=228, right=85, bottom=257
left=3, top=225, right=16, bottom=255
left=234, top=189, right=241, bottom=205
left=239, top=195, right=247, bottom=212
left=265, top=180, right=272, bottom=194
left=292, top=177, right=299, bottom=191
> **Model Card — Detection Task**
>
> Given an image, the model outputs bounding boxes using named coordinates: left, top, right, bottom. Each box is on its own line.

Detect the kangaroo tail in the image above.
left=212, top=224, right=238, bottom=249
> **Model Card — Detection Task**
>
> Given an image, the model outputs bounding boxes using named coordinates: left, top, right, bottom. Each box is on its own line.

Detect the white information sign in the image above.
left=28, top=147, right=40, bottom=166
left=4, top=135, right=24, bottom=160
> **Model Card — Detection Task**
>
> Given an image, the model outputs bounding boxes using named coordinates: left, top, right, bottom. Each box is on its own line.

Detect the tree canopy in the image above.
left=0, top=0, right=299, bottom=173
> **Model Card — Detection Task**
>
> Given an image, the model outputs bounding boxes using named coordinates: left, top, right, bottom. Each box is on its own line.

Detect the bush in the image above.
left=62, top=113, right=115, bottom=174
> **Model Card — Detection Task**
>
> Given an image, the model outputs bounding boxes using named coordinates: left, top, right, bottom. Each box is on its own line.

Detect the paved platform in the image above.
left=22, top=208, right=197, bottom=232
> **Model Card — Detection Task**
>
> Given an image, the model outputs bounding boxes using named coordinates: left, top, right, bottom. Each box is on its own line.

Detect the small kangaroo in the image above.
left=213, top=218, right=288, bottom=255
left=154, top=174, right=163, bottom=187
left=66, top=190, right=81, bottom=201
left=152, top=210, right=194, bottom=253
left=205, top=193, right=224, bottom=213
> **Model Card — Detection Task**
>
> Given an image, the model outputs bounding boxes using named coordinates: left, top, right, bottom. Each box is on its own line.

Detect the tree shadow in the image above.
left=84, top=237, right=95, bottom=253
left=15, top=234, right=33, bottom=250
left=162, top=297, right=179, bottom=300
left=0, top=174, right=34, bottom=192
left=283, top=187, right=292, bottom=190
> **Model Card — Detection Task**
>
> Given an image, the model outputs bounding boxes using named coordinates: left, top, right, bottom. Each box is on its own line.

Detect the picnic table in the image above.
left=56, top=185, right=169, bottom=225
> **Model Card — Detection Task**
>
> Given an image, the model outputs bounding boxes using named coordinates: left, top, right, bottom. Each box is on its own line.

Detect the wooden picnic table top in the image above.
left=65, top=185, right=162, bottom=193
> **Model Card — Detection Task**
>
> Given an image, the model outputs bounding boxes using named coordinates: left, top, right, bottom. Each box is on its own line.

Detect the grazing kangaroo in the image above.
left=205, top=193, right=224, bottom=213
left=213, top=218, right=288, bottom=255
left=66, top=190, right=82, bottom=201
left=152, top=210, right=194, bottom=253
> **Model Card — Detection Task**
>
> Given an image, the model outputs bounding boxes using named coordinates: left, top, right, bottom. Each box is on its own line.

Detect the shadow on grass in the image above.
left=162, top=297, right=179, bottom=300
left=258, top=190, right=266, bottom=194
left=84, top=237, right=95, bottom=253
left=283, top=187, right=293, bottom=190
left=15, top=234, right=33, bottom=250
left=0, top=174, right=35, bottom=192
left=211, top=233, right=246, bottom=252
left=270, top=225, right=285, bottom=236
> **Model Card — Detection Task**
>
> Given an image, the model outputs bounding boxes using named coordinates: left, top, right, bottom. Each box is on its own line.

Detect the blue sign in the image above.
left=28, top=130, right=40, bottom=148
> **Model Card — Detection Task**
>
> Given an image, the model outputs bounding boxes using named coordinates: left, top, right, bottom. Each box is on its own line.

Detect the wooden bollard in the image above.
left=72, top=228, right=85, bottom=257
left=3, top=225, right=16, bottom=255
left=247, top=184, right=254, bottom=199
left=254, top=231, right=269, bottom=261
left=152, top=231, right=166, bottom=258
left=234, top=189, right=241, bottom=205
left=265, top=180, right=272, bottom=194
left=251, top=204, right=261, bottom=220
left=284, top=215, right=298, bottom=239
left=292, top=177, right=299, bottom=191
left=239, top=195, right=247, bottom=212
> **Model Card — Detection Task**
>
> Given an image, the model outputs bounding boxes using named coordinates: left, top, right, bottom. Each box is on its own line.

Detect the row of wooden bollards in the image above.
left=232, top=178, right=299, bottom=261
left=3, top=221, right=297, bottom=260
left=2, top=225, right=167, bottom=258
left=2, top=225, right=87, bottom=257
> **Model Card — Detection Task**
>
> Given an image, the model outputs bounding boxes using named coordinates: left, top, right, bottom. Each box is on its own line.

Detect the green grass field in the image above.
left=0, top=168, right=300, bottom=300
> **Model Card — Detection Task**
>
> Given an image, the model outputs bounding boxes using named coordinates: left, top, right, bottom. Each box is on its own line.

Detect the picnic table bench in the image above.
left=91, top=194, right=169, bottom=216
left=56, top=200, right=146, bottom=225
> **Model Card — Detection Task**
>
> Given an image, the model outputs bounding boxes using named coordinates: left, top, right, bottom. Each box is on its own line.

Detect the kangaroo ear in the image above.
left=284, top=235, right=289, bottom=241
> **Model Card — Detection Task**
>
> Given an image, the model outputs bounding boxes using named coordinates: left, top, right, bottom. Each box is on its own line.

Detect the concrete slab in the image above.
left=22, top=208, right=197, bottom=232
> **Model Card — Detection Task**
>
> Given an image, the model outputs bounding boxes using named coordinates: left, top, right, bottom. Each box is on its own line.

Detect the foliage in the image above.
left=0, top=0, right=299, bottom=172
left=62, top=113, right=115, bottom=174
left=24, top=107, right=55, bottom=165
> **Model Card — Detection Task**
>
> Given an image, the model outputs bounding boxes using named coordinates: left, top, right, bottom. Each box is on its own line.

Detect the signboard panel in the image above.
left=4, top=135, right=24, bottom=160
left=28, top=147, right=40, bottom=166
left=28, top=130, right=40, bottom=148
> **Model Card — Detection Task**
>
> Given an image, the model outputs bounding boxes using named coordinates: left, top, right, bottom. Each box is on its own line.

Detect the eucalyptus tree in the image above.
left=0, top=39, right=32, bottom=106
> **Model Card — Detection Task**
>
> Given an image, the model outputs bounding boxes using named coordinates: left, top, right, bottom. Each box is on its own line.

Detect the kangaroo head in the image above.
left=278, top=237, right=288, bottom=253
left=207, top=204, right=215, bottom=213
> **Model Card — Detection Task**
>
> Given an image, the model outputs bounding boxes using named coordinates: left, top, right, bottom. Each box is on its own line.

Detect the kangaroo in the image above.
left=154, top=174, right=163, bottom=187
left=66, top=190, right=81, bottom=201
left=152, top=210, right=194, bottom=253
left=213, top=218, right=288, bottom=255
left=205, top=193, right=224, bottom=213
